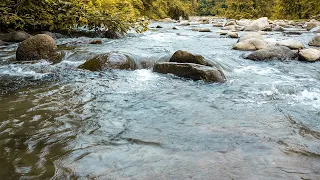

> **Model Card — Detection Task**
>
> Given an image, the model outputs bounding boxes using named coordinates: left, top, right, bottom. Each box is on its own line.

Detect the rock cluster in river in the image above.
left=153, top=50, right=226, bottom=83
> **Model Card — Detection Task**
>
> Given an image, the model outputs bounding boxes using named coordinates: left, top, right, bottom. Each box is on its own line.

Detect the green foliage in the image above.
left=141, top=0, right=192, bottom=20
left=0, top=0, right=193, bottom=33
left=194, top=0, right=320, bottom=19
left=0, top=0, right=148, bottom=33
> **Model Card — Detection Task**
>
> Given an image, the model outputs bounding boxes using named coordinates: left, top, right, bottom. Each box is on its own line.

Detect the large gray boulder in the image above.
left=298, top=48, right=320, bottom=62
left=238, top=32, right=264, bottom=42
left=233, top=38, right=268, bottom=51
left=153, top=62, right=226, bottom=83
left=0, top=31, right=32, bottom=42
left=245, top=17, right=271, bottom=31
left=170, top=50, right=210, bottom=66
left=309, top=34, right=320, bottom=47
left=16, top=34, right=61, bottom=62
left=79, top=52, right=137, bottom=71
left=245, top=46, right=296, bottom=61
left=276, top=39, right=304, bottom=50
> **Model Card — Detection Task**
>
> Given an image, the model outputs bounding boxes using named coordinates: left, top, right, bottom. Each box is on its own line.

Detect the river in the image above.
left=0, top=21, right=320, bottom=179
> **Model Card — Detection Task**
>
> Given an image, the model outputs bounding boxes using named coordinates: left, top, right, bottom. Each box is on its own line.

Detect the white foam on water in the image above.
left=234, top=65, right=280, bottom=75
left=0, top=61, right=51, bottom=79
left=291, top=89, right=320, bottom=110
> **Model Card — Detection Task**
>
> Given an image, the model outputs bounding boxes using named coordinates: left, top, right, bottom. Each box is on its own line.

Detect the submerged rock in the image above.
left=170, top=50, right=210, bottom=66
left=153, top=62, right=226, bottom=83
left=298, top=48, right=320, bottom=62
left=0, top=30, right=32, bottom=42
left=309, top=34, right=320, bottom=47
left=238, top=32, right=264, bottom=42
left=199, top=28, right=211, bottom=32
left=78, top=52, right=137, bottom=71
left=245, top=46, right=296, bottom=61
left=16, top=34, right=61, bottom=63
left=233, top=38, right=268, bottom=51
left=245, top=17, right=271, bottom=31
left=276, top=39, right=304, bottom=50
left=227, top=32, right=238, bottom=38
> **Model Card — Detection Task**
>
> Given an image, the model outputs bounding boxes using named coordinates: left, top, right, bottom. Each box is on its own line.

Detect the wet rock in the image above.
left=236, top=19, right=251, bottom=26
left=233, top=38, right=268, bottom=51
left=78, top=52, right=137, bottom=71
left=221, top=25, right=236, bottom=31
left=156, top=25, right=163, bottom=28
left=153, top=62, right=226, bottom=83
left=238, top=32, right=264, bottom=42
left=16, top=34, right=61, bottom=63
left=216, top=30, right=229, bottom=35
left=309, top=34, right=320, bottom=47
left=304, top=20, right=320, bottom=31
left=173, top=26, right=180, bottom=30
left=298, top=48, right=320, bottom=62
left=213, top=23, right=224, bottom=27
left=169, top=50, right=210, bottom=66
left=200, top=19, right=210, bottom=24
left=276, top=39, right=304, bottom=50
left=0, top=30, right=32, bottom=42
left=245, top=46, right=296, bottom=61
left=227, top=32, right=238, bottom=38
left=104, top=30, right=125, bottom=39
left=273, top=25, right=285, bottom=32
left=199, top=28, right=211, bottom=32
left=179, top=21, right=191, bottom=26
left=225, top=20, right=236, bottom=26
left=245, top=17, right=272, bottom=31
left=89, top=40, right=102, bottom=44
left=235, top=26, right=245, bottom=31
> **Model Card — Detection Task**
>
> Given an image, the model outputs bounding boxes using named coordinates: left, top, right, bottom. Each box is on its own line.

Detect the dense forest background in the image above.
left=0, top=0, right=319, bottom=32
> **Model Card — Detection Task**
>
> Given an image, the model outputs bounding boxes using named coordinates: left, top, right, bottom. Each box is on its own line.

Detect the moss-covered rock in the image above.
left=16, top=34, right=61, bottom=63
left=78, top=52, right=137, bottom=71
left=169, top=50, right=210, bottom=66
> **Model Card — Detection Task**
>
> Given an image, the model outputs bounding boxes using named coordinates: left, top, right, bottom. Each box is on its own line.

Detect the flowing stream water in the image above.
left=0, top=21, right=320, bottom=179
